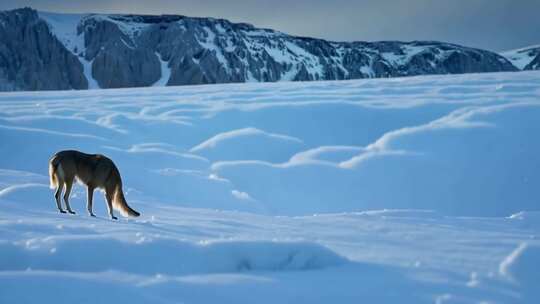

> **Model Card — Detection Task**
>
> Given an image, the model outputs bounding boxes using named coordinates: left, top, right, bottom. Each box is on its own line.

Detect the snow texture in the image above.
left=1, top=71, right=540, bottom=303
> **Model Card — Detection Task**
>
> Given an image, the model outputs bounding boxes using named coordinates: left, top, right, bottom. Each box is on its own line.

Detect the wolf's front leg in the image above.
left=87, top=186, right=96, bottom=217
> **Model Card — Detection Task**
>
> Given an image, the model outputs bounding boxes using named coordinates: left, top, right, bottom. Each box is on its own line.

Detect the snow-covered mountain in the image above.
left=1, top=71, right=540, bottom=302
left=0, top=7, right=518, bottom=91
left=501, top=44, right=540, bottom=70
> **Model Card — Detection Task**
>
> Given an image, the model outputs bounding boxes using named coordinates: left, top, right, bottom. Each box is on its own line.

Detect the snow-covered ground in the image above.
left=1, top=71, right=539, bottom=303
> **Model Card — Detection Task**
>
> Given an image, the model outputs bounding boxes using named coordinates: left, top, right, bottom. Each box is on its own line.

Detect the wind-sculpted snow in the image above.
left=1, top=237, right=347, bottom=274
left=1, top=71, right=540, bottom=302
left=191, top=127, right=302, bottom=152
left=0, top=197, right=538, bottom=303
left=1, top=71, right=540, bottom=215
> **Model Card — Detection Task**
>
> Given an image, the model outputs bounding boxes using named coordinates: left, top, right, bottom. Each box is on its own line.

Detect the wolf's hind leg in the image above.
left=87, top=186, right=95, bottom=217
left=55, top=183, right=65, bottom=213
left=63, top=179, right=76, bottom=214
left=105, top=191, right=118, bottom=220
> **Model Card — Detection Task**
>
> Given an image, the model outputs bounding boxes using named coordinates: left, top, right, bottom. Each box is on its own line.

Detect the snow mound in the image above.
left=191, top=127, right=303, bottom=162
left=1, top=238, right=347, bottom=275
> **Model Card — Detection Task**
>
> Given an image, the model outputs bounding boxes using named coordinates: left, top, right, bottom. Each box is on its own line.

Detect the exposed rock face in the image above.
left=521, top=47, right=540, bottom=70
left=76, top=15, right=519, bottom=87
left=0, top=8, right=87, bottom=90
left=0, top=8, right=520, bottom=91
left=79, top=16, right=161, bottom=88
left=91, top=42, right=160, bottom=88
left=525, top=54, right=540, bottom=70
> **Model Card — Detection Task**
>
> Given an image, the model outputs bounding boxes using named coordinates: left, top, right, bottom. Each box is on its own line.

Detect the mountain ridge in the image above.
left=0, top=7, right=522, bottom=91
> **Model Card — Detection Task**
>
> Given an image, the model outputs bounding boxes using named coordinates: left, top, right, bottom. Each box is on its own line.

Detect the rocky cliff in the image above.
left=0, top=7, right=519, bottom=91
left=0, top=8, right=87, bottom=90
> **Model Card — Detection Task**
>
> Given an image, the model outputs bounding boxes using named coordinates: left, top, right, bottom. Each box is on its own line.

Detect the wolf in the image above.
left=48, top=150, right=140, bottom=220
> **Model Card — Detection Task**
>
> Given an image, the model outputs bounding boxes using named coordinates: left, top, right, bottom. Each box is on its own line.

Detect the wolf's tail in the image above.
left=49, top=156, right=60, bottom=189
left=113, top=187, right=140, bottom=217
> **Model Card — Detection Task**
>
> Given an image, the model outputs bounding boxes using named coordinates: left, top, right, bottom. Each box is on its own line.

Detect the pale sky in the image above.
left=1, top=0, right=538, bottom=51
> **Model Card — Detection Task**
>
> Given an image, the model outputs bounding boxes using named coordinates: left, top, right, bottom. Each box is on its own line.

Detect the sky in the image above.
left=1, top=0, right=539, bottom=52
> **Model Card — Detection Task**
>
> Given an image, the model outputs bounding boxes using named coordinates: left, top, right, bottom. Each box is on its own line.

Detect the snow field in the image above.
left=1, top=71, right=540, bottom=303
